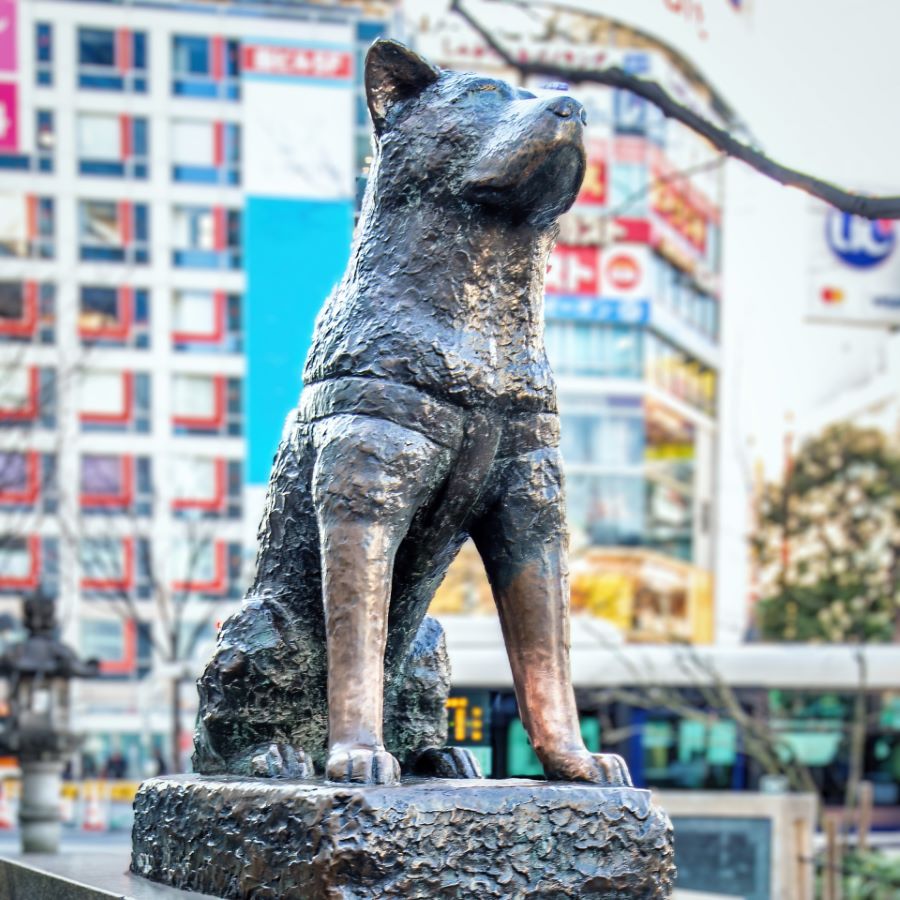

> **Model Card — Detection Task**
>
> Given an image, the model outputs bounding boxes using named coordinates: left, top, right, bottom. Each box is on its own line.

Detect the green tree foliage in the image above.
left=753, top=424, right=900, bottom=642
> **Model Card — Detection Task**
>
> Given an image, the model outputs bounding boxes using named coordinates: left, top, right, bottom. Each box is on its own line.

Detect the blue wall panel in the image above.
left=244, top=196, right=353, bottom=484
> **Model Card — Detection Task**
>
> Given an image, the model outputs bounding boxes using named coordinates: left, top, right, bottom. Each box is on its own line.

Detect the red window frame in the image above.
left=0, top=536, right=41, bottom=589
left=213, top=207, right=227, bottom=251
left=81, top=536, right=134, bottom=592
left=172, top=540, right=227, bottom=594
left=172, top=291, right=226, bottom=345
left=172, top=374, right=226, bottom=430
left=79, top=371, right=133, bottom=425
left=0, top=282, right=38, bottom=337
left=0, top=451, right=40, bottom=504
left=78, top=287, right=133, bottom=341
left=172, top=458, right=225, bottom=512
left=211, top=36, right=224, bottom=80
left=116, top=28, right=131, bottom=74
left=0, top=368, right=39, bottom=421
left=99, top=618, right=137, bottom=675
left=81, top=455, right=134, bottom=509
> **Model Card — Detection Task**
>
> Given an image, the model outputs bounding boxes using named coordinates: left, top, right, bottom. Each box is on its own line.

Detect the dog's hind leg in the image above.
left=193, top=417, right=330, bottom=775
left=471, top=446, right=632, bottom=787
left=311, top=414, right=452, bottom=785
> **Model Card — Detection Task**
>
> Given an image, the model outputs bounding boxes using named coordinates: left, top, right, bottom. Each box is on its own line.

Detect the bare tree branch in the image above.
left=451, top=0, right=900, bottom=219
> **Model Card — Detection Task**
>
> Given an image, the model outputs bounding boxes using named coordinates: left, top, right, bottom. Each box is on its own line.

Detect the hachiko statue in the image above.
left=194, top=39, right=631, bottom=789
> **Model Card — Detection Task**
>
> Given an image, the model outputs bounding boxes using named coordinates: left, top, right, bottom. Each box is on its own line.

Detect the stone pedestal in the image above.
left=131, top=775, right=674, bottom=899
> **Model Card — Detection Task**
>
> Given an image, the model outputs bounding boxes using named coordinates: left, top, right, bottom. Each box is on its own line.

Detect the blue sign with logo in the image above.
left=826, top=210, right=895, bottom=269
left=545, top=295, right=650, bottom=324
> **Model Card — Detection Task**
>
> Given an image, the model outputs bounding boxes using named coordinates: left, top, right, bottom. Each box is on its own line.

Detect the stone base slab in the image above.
left=131, top=774, right=674, bottom=899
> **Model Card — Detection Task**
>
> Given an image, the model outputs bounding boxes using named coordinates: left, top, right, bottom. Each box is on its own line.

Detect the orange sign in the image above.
left=576, top=140, right=608, bottom=207
left=652, top=177, right=708, bottom=253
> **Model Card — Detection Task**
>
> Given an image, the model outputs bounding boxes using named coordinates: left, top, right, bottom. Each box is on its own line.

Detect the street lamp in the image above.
left=0, top=591, right=98, bottom=853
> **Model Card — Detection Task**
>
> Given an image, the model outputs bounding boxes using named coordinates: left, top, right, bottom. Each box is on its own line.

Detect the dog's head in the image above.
left=366, top=40, right=586, bottom=228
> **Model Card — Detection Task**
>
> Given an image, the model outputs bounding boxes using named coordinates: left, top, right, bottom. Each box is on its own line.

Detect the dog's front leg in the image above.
left=312, top=413, right=450, bottom=784
left=473, top=446, right=632, bottom=787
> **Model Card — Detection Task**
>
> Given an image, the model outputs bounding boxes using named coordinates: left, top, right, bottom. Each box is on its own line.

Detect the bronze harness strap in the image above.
left=298, top=376, right=560, bottom=536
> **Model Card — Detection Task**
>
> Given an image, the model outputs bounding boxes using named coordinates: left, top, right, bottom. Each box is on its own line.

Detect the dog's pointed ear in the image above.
left=366, top=39, right=440, bottom=136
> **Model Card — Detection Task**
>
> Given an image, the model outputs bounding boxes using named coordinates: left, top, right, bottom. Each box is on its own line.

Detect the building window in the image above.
left=172, top=290, right=241, bottom=352
left=0, top=282, right=55, bottom=344
left=0, top=367, right=56, bottom=429
left=81, top=454, right=153, bottom=516
left=35, top=23, right=54, bottom=86
left=171, top=539, right=241, bottom=598
left=80, top=536, right=133, bottom=592
left=36, top=110, right=54, bottom=172
left=0, top=195, right=54, bottom=259
left=81, top=618, right=152, bottom=677
left=77, top=114, right=149, bottom=179
left=0, top=451, right=55, bottom=513
left=567, top=472, right=646, bottom=546
left=0, top=536, right=41, bottom=591
left=654, top=258, right=720, bottom=343
left=544, top=322, right=644, bottom=379
left=78, top=28, right=148, bottom=93
left=172, top=35, right=240, bottom=100
left=0, top=110, right=55, bottom=173
left=172, top=374, right=241, bottom=436
left=645, top=333, right=717, bottom=416
left=81, top=620, right=126, bottom=669
left=78, top=371, right=151, bottom=433
left=0, top=451, right=35, bottom=504
left=172, top=206, right=241, bottom=269
left=79, top=286, right=150, bottom=348
left=78, top=200, right=149, bottom=263
left=560, top=408, right=645, bottom=467
left=171, top=120, right=240, bottom=184
left=172, top=457, right=241, bottom=519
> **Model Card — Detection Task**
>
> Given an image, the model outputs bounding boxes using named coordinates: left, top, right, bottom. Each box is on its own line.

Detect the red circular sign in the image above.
left=606, top=253, right=641, bottom=291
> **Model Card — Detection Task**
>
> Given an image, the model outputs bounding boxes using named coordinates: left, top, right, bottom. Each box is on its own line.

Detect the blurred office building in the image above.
left=0, top=0, right=387, bottom=773
left=417, top=9, right=728, bottom=645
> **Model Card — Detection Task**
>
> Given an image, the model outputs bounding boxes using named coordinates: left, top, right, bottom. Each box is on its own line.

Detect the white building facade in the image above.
left=0, top=0, right=383, bottom=774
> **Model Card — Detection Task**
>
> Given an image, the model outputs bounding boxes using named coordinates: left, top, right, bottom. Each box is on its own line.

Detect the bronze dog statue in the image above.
left=193, top=39, right=632, bottom=789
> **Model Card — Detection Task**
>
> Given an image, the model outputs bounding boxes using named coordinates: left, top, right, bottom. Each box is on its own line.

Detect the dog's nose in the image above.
left=546, top=96, right=587, bottom=126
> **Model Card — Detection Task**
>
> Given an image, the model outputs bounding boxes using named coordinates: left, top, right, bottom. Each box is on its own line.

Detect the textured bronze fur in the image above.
left=193, top=39, right=632, bottom=789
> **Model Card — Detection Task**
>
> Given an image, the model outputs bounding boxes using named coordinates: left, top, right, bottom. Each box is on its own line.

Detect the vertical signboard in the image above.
left=0, top=82, right=16, bottom=151
left=0, top=0, right=17, bottom=153
left=242, top=26, right=356, bottom=484
left=0, top=1, right=17, bottom=72
left=807, top=203, right=900, bottom=328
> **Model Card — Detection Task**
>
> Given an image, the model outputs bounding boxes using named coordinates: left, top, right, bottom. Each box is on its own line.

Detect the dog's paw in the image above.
left=543, top=750, right=633, bottom=787
left=410, top=746, right=484, bottom=779
left=248, top=742, right=313, bottom=779
left=325, top=747, right=401, bottom=785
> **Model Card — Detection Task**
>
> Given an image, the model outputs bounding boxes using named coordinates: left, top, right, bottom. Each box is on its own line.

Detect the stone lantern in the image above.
left=0, top=592, right=98, bottom=853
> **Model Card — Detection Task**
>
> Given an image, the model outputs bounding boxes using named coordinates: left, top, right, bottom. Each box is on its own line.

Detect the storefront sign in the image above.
left=546, top=244, right=601, bottom=296
left=241, top=44, right=352, bottom=81
left=575, top=138, right=608, bottom=206
left=0, top=82, right=17, bottom=152
left=545, top=295, right=650, bottom=324
left=808, top=204, right=900, bottom=328
left=0, top=1, right=16, bottom=73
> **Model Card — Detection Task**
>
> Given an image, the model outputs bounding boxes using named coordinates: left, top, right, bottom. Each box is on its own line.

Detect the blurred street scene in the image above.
left=0, top=1, right=898, bottom=897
